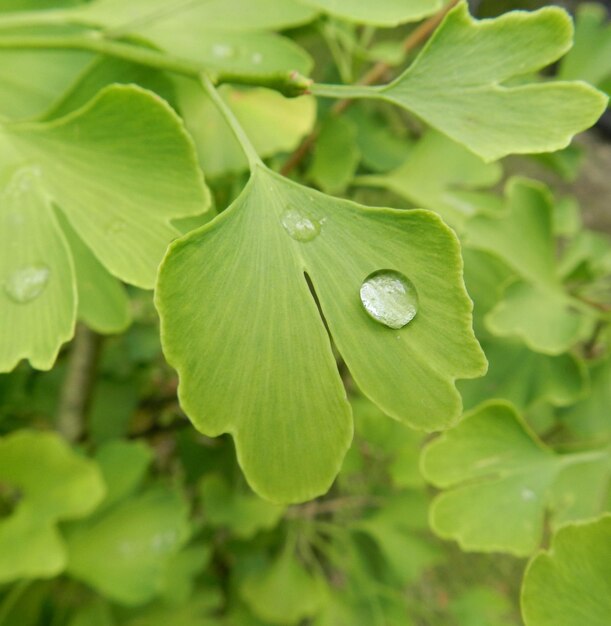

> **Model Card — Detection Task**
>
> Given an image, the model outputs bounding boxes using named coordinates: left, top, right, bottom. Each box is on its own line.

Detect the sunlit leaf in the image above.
left=522, top=515, right=611, bottom=626
left=157, top=164, right=485, bottom=502
left=375, top=2, right=607, bottom=160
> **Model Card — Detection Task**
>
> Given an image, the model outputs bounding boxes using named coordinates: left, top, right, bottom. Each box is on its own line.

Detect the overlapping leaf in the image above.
left=465, top=179, right=594, bottom=354
left=522, top=515, right=611, bottom=626
left=156, top=163, right=486, bottom=502
left=300, top=0, right=441, bottom=26
left=421, top=401, right=610, bottom=555
left=0, top=430, right=105, bottom=582
left=0, top=84, right=208, bottom=371
left=370, top=2, right=607, bottom=160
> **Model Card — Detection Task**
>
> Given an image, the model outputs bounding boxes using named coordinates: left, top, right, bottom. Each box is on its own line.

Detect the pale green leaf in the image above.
left=176, top=80, right=316, bottom=177
left=378, top=2, right=608, bottom=160
left=240, top=544, right=328, bottom=625
left=200, top=474, right=285, bottom=538
left=300, top=0, right=442, bottom=26
left=70, top=0, right=317, bottom=32
left=308, top=116, right=360, bottom=194
left=357, top=129, right=502, bottom=227
left=521, top=515, right=611, bottom=626
left=0, top=155, right=76, bottom=371
left=558, top=3, right=611, bottom=96
left=5, top=84, right=209, bottom=289
left=57, top=209, right=131, bottom=335
left=156, top=164, right=485, bottom=502
left=66, top=487, right=190, bottom=605
left=421, top=401, right=605, bottom=555
left=459, top=339, right=588, bottom=411
left=0, top=430, right=105, bottom=582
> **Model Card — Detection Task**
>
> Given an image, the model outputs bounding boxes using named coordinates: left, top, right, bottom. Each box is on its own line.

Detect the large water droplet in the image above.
left=360, top=270, right=418, bottom=329
left=211, top=43, right=237, bottom=59
left=4, top=265, right=50, bottom=304
left=281, top=207, right=321, bottom=243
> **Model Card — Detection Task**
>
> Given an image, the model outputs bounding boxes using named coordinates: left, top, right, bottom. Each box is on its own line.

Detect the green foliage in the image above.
left=0, top=0, right=609, bottom=624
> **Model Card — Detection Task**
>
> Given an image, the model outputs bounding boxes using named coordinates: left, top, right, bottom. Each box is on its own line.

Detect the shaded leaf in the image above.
left=522, top=515, right=611, bottom=626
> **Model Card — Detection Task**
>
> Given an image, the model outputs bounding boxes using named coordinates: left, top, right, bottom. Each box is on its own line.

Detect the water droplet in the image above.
left=212, top=43, right=237, bottom=59
left=251, top=52, right=263, bottom=65
left=521, top=488, right=536, bottom=501
left=281, top=207, right=321, bottom=243
left=4, top=265, right=50, bottom=304
left=360, top=270, right=418, bottom=329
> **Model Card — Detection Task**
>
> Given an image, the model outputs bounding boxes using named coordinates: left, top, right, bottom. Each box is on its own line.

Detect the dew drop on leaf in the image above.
left=281, top=207, right=321, bottom=242
left=360, top=269, right=418, bottom=329
left=3, top=265, right=50, bottom=304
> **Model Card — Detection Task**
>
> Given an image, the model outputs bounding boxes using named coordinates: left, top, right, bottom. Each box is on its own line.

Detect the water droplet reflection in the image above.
left=360, top=269, right=418, bottom=329
left=4, top=265, right=50, bottom=304
left=281, top=207, right=321, bottom=243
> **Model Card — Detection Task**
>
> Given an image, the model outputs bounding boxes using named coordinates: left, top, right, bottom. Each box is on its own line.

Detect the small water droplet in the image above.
left=4, top=265, right=50, bottom=304
left=360, top=270, right=418, bottom=329
left=281, top=207, right=321, bottom=243
left=521, top=488, right=536, bottom=501
left=251, top=52, right=263, bottom=65
left=212, top=43, right=237, bottom=59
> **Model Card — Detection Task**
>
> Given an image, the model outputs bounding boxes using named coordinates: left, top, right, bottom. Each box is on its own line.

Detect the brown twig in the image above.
left=280, top=0, right=459, bottom=176
left=56, top=324, right=102, bottom=442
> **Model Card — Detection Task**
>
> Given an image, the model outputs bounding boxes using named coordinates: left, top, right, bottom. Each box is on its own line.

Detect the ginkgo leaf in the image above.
left=200, top=474, right=285, bottom=539
left=57, top=209, right=131, bottom=335
left=466, top=179, right=592, bottom=354
left=0, top=430, right=105, bottom=582
left=362, top=2, right=608, bottom=161
left=175, top=80, right=316, bottom=177
left=356, top=130, right=502, bottom=228
left=69, top=0, right=317, bottom=32
left=0, top=154, right=76, bottom=371
left=66, top=487, right=190, bottom=605
left=4, top=84, right=209, bottom=289
left=300, top=0, right=442, bottom=26
left=459, top=339, right=588, bottom=412
left=558, top=3, right=611, bottom=96
left=156, top=164, right=485, bottom=502
left=421, top=401, right=607, bottom=556
left=521, top=515, right=611, bottom=626
left=240, top=543, right=328, bottom=625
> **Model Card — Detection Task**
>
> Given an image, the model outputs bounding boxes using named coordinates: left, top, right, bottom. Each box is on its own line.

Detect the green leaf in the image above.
left=308, top=116, right=360, bottom=194
left=200, top=474, right=285, bottom=538
left=66, top=487, right=190, bottom=605
left=356, top=129, right=502, bottom=228
left=5, top=84, right=209, bottom=290
left=70, top=0, right=317, bottom=32
left=521, top=515, right=611, bottom=626
left=377, top=2, right=608, bottom=160
left=156, top=164, right=485, bottom=502
left=0, top=430, right=105, bottom=582
left=176, top=81, right=316, bottom=177
left=240, top=543, right=328, bottom=625
left=421, top=401, right=608, bottom=555
left=558, top=3, right=611, bottom=96
left=459, top=339, right=588, bottom=412
left=448, top=586, right=514, bottom=626
left=466, top=179, right=592, bottom=354
left=57, top=210, right=130, bottom=335
left=301, top=0, right=442, bottom=26
left=0, top=156, right=76, bottom=371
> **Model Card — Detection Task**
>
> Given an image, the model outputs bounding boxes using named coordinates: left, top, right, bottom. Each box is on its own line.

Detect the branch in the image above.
left=56, top=324, right=102, bottom=442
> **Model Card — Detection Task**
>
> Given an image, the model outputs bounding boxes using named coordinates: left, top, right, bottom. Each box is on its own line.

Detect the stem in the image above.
left=199, top=73, right=263, bottom=170
left=0, top=10, right=69, bottom=30
left=309, top=82, right=381, bottom=100
left=56, top=324, right=102, bottom=443
left=558, top=448, right=610, bottom=468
